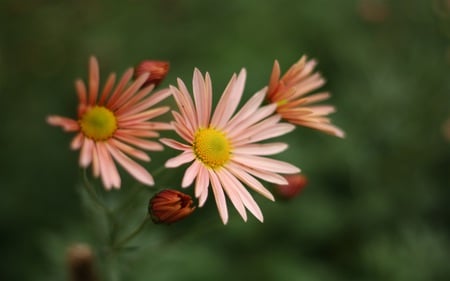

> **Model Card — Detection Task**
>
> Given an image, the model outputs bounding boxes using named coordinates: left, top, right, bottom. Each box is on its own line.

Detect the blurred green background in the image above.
left=1, top=0, right=449, bottom=280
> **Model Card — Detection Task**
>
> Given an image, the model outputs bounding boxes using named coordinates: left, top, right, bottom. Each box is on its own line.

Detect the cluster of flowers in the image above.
left=48, top=55, right=344, bottom=225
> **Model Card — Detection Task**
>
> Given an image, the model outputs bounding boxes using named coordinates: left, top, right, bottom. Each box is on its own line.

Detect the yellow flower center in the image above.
left=276, top=99, right=288, bottom=106
left=79, top=106, right=117, bottom=141
left=193, top=128, right=231, bottom=169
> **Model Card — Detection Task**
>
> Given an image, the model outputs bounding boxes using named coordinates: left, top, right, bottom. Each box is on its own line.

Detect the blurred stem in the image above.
left=81, top=169, right=120, bottom=249
left=82, top=169, right=112, bottom=215
left=112, top=215, right=151, bottom=251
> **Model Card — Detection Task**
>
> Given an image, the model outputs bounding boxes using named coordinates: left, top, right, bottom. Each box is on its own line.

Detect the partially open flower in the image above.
left=149, top=189, right=196, bottom=224
left=274, top=174, right=307, bottom=200
left=135, top=60, right=170, bottom=87
left=267, top=56, right=345, bottom=138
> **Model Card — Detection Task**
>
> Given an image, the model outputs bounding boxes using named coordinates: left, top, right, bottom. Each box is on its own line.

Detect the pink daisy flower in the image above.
left=47, top=56, right=172, bottom=189
left=160, top=68, right=300, bottom=224
left=267, top=55, right=345, bottom=138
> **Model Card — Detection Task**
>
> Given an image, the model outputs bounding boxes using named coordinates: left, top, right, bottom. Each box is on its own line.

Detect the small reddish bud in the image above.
left=134, top=60, right=170, bottom=87
left=149, top=189, right=196, bottom=224
left=275, top=174, right=308, bottom=200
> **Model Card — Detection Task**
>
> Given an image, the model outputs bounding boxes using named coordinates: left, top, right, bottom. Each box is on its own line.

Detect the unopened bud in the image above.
left=66, top=243, right=98, bottom=281
left=134, top=60, right=170, bottom=87
left=149, top=189, right=196, bottom=224
left=275, top=174, right=308, bottom=200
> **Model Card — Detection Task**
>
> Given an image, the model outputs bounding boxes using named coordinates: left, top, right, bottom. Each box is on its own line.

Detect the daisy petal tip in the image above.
left=335, top=130, right=346, bottom=138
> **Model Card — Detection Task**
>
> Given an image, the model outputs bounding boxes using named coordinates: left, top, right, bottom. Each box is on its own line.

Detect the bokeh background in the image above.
left=1, top=0, right=449, bottom=280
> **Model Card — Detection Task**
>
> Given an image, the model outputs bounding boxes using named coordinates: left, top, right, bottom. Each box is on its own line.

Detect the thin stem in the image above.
left=82, top=169, right=112, bottom=214
left=112, top=215, right=151, bottom=251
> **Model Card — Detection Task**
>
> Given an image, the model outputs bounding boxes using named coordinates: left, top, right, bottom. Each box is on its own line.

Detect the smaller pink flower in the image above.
left=267, top=56, right=345, bottom=138
left=47, top=56, right=172, bottom=189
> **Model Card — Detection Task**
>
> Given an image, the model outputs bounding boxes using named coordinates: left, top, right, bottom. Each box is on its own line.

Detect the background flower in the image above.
left=267, top=56, right=345, bottom=138
left=47, top=57, right=172, bottom=189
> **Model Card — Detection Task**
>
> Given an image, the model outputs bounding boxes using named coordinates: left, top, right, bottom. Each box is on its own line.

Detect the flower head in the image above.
left=47, top=56, right=172, bottom=189
left=149, top=189, right=196, bottom=224
left=161, top=69, right=300, bottom=224
left=267, top=56, right=345, bottom=138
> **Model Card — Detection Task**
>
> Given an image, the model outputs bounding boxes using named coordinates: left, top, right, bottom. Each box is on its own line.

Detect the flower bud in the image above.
left=134, top=60, right=170, bottom=87
left=149, top=189, right=196, bottom=224
left=66, top=243, right=99, bottom=281
left=275, top=174, right=308, bottom=200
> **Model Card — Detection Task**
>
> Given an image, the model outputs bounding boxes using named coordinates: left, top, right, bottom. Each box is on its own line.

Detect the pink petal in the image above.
left=233, top=154, right=300, bottom=174
left=210, top=73, right=235, bottom=127
left=117, top=107, right=170, bottom=125
left=110, top=72, right=149, bottom=110
left=182, top=160, right=201, bottom=188
left=79, top=138, right=94, bottom=167
left=211, top=69, right=246, bottom=129
left=230, top=160, right=290, bottom=185
left=75, top=79, right=87, bottom=106
left=220, top=168, right=263, bottom=222
left=160, top=138, right=191, bottom=151
left=116, top=129, right=159, bottom=138
left=110, top=139, right=150, bottom=162
left=47, top=116, right=79, bottom=132
left=233, top=122, right=295, bottom=146
left=88, top=56, right=100, bottom=105
left=216, top=169, right=247, bottom=222
left=192, top=69, right=212, bottom=127
left=225, top=103, right=277, bottom=139
left=292, top=121, right=345, bottom=138
left=105, top=142, right=154, bottom=186
left=96, top=142, right=121, bottom=189
left=91, top=144, right=100, bottom=177
left=300, top=92, right=331, bottom=105
left=208, top=170, right=229, bottom=224
left=98, top=73, right=116, bottom=105
left=171, top=83, right=198, bottom=131
left=115, top=83, right=155, bottom=116
left=172, top=111, right=194, bottom=142
left=267, top=60, right=281, bottom=98
left=225, top=88, right=266, bottom=132
left=196, top=165, right=210, bottom=207
left=165, top=151, right=195, bottom=168
left=119, top=87, right=171, bottom=117
left=226, top=163, right=274, bottom=201
left=290, top=73, right=325, bottom=100
left=233, top=142, right=288, bottom=156
left=106, top=68, right=134, bottom=108
left=114, top=134, right=164, bottom=151
left=127, top=121, right=173, bottom=131
left=70, top=133, right=84, bottom=150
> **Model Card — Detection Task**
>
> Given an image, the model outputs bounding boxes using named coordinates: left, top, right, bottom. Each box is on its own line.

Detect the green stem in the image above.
left=82, top=169, right=112, bottom=214
left=113, top=215, right=150, bottom=251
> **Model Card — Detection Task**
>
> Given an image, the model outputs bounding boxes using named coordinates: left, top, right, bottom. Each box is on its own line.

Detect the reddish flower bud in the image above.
left=275, top=174, right=308, bottom=200
left=134, top=60, right=170, bottom=87
left=149, top=189, right=196, bottom=224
